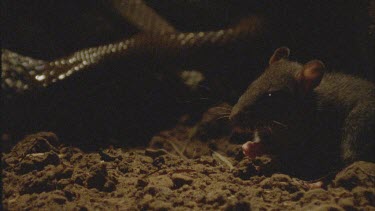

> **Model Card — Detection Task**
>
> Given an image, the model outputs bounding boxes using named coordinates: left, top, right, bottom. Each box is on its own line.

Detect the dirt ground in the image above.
left=2, top=106, right=375, bottom=210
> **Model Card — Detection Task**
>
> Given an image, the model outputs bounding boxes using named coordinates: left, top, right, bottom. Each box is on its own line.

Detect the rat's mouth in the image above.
left=231, top=120, right=288, bottom=158
left=230, top=126, right=271, bottom=158
left=242, top=140, right=267, bottom=158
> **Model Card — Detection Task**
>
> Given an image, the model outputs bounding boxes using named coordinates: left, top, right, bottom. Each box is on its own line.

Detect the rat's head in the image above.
left=229, top=47, right=325, bottom=157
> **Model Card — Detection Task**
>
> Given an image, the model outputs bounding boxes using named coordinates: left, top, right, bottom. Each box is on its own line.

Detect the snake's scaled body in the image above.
left=1, top=1, right=267, bottom=140
left=1, top=19, right=263, bottom=98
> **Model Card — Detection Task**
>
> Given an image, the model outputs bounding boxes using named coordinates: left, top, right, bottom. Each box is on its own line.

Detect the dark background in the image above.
left=2, top=0, right=374, bottom=146
left=2, top=1, right=373, bottom=77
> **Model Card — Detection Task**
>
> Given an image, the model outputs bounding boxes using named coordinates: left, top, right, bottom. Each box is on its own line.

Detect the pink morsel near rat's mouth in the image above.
left=242, top=140, right=266, bottom=158
left=232, top=126, right=272, bottom=159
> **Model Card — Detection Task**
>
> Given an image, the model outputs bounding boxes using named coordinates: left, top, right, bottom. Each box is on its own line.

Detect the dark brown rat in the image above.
left=230, top=47, right=375, bottom=178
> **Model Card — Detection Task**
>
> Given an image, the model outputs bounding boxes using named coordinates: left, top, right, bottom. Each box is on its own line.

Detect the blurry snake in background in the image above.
left=1, top=0, right=265, bottom=98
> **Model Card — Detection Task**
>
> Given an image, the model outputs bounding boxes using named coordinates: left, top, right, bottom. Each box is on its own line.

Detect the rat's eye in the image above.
left=265, top=90, right=284, bottom=98
left=259, top=89, right=290, bottom=103
left=256, top=89, right=296, bottom=116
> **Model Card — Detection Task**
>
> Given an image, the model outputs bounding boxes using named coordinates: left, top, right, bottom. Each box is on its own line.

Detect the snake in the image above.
left=1, top=0, right=265, bottom=99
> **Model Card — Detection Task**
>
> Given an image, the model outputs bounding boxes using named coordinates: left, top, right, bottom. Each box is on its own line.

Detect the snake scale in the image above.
left=1, top=0, right=264, bottom=99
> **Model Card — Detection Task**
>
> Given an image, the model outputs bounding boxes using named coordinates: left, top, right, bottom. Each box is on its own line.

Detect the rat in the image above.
left=229, top=47, right=375, bottom=178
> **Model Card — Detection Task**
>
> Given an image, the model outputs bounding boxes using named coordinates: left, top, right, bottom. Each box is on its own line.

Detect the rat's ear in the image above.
left=297, top=60, right=325, bottom=93
left=269, top=47, right=290, bottom=65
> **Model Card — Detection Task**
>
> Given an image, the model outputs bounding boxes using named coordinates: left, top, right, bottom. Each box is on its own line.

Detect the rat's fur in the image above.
left=230, top=48, right=374, bottom=177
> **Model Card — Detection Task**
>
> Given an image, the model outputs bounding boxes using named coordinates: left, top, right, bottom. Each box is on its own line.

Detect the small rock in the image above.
left=137, top=178, right=149, bottom=188
left=149, top=200, right=172, bottom=211
left=205, top=191, right=226, bottom=205
left=145, top=186, right=173, bottom=197
left=352, top=187, right=375, bottom=207
left=99, top=150, right=121, bottom=162
left=300, top=189, right=332, bottom=206
left=172, top=173, right=193, bottom=189
left=145, top=148, right=167, bottom=158
left=332, top=161, right=375, bottom=191
left=233, top=158, right=257, bottom=180
left=11, top=132, right=59, bottom=157
left=224, top=201, right=251, bottom=211
left=148, top=175, right=173, bottom=189
left=16, top=151, right=60, bottom=174
left=53, top=195, right=67, bottom=204
left=56, top=179, right=71, bottom=189
left=118, top=162, right=130, bottom=173
left=259, top=174, right=302, bottom=193
left=80, top=163, right=117, bottom=192
left=152, top=156, right=166, bottom=167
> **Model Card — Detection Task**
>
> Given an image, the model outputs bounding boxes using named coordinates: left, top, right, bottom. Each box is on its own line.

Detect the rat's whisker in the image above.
left=214, top=109, right=231, bottom=113
left=215, top=112, right=231, bottom=115
left=212, top=107, right=232, bottom=111
left=220, top=114, right=231, bottom=117
left=215, top=115, right=230, bottom=121
left=272, top=120, right=288, bottom=128
left=267, top=126, right=273, bottom=133
left=175, top=95, right=213, bottom=105
left=197, top=84, right=211, bottom=91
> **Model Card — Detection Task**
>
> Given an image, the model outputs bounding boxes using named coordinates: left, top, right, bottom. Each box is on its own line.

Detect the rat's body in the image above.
left=230, top=47, right=374, bottom=178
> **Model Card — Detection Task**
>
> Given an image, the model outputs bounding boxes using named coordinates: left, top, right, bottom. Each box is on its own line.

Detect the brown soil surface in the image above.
left=2, top=107, right=375, bottom=210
